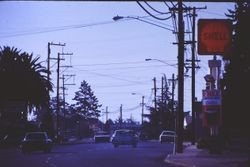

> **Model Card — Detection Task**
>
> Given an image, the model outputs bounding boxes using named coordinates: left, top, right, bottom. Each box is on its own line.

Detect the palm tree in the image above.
left=0, top=46, right=53, bottom=120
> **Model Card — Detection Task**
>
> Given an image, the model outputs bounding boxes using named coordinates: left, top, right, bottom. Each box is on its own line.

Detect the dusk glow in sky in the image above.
left=0, top=1, right=234, bottom=122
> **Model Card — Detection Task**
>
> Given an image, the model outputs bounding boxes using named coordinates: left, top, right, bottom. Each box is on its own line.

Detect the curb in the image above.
left=164, top=154, right=195, bottom=167
left=164, top=143, right=195, bottom=167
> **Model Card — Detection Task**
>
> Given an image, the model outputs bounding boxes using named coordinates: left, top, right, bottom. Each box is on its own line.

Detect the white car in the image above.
left=159, top=130, right=176, bottom=143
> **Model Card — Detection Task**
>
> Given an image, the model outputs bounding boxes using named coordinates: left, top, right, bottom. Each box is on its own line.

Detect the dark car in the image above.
left=94, top=131, right=110, bottom=143
left=20, top=132, right=53, bottom=153
left=110, top=129, right=139, bottom=148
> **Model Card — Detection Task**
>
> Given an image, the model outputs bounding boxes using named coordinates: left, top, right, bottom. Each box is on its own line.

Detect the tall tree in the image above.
left=0, top=46, right=52, bottom=116
left=222, top=1, right=250, bottom=133
left=72, top=80, right=102, bottom=119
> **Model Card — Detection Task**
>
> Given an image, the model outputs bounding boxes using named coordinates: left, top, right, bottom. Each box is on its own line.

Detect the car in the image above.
left=110, top=129, right=139, bottom=148
left=159, top=130, right=176, bottom=143
left=94, top=131, right=110, bottom=143
left=20, top=132, right=53, bottom=153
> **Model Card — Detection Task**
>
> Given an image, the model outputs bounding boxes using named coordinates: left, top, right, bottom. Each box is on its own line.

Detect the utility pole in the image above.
left=185, top=6, right=205, bottom=145
left=61, top=74, right=75, bottom=132
left=161, top=76, right=164, bottom=111
left=47, top=43, right=65, bottom=115
left=54, top=52, right=73, bottom=140
left=47, top=42, right=65, bottom=140
left=47, top=42, right=65, bottom=94
left=119, top=104, right=123, bottom=128
left=56, top=53, right=61, bottom=140
left=168, top=74, right=176, bottom=114
left=105, top=106, right=109, bottom=123
left=59, top=52, right=73, bottom=137
left=56, top=53, right=66, bottom=140
left=62, top=75, right=66, bottom=131
left=176, top=0, right=184, bottom=153
left=153, top=77, right=157, bottom=110
left=191, top=7, right=197, bottom=146
left=141, top=96, right=145, bottom=125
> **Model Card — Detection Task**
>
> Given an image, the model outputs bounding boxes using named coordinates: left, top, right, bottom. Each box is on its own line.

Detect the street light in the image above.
left=145, top=58, right=190, bottom=78
left=145, top=58, right=177, bottom=67
left=113, top=15, right=174, bottom=32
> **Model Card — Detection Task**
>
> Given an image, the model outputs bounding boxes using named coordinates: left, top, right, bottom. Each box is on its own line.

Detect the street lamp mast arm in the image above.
left=113, top=15, right=174, bottom=32
left=145, top=58, right=177, bottom=67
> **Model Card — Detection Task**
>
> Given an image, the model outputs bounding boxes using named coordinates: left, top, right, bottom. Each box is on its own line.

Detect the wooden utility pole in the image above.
left=153, top=77, right=157, bottom=110
left=47, top=43, right=65, bottom=109
left=61, top=74, right=75, bottom=132
left=105, top=106, right=109, bottom=123
left=56, top=53, right=61, bottom=140
left=141, top=96, right=145, bottom=125
left=176, top=0, right=184, bottom=153
left=185, top=6, right=205, bottom=145
left=119, top=104, right=123, bottom=128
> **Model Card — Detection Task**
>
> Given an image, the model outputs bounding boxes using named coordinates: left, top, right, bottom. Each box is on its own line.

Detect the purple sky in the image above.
left=0, top=1, right=234, bottom=122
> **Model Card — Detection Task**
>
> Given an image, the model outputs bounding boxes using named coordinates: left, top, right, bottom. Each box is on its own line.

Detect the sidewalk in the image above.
left=165, top=143, right=249, bottom=167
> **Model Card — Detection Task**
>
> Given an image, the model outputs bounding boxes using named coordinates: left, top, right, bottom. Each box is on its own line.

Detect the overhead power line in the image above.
left=0, top=20, right=115, bottom=38
left=136, top=1, right=173, bottom=20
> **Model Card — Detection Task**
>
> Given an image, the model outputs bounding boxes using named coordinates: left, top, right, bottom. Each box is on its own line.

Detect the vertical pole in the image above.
left=191, top=7, right=196, bottom=145
left=172, top=73, right=175, bottom=114
left=120, top=104, right=123, bottom=128
left=161, top=76, right=164, bottom=108
left=105, top=106, right=108, bottom=123
left=47, top=42, right=51, bottom=115
left=62, top=75, right=66, bottom=133
left=56, top=53, right=60, bottom=140
left=47, top=42, right=51, bottom=88
left=153, top=77, right=157, bottom=111
left=142, top=96, right=145, bottom=125
left=177, top=0, right=184, bottom=153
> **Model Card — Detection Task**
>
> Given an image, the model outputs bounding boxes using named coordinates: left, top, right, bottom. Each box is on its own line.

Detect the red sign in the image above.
left=198, top=19, right=232, bottom=56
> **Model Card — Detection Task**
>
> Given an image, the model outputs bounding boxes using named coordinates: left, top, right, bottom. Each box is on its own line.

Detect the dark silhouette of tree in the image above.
left=222, top=2, right=250, bottom=133
left=103, top=119, right=114, bottom=132
left=0, top=46, right=52, bottom=116
left=72, top=80, right=102, bottom=119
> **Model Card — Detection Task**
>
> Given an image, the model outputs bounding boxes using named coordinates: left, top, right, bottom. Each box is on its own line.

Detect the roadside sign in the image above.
left=202, top=89, right=221, bottom=127
left=198, top=19, right=232, bottom=56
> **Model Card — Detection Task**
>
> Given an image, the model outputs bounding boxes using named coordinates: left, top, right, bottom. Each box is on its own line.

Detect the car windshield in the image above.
left=26, top=133, right=46, bottom=140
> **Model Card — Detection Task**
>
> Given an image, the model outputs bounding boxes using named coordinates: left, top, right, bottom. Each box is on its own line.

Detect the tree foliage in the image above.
left=0, top=46, right=52, bottom=109
left=72, top=80, right=102, bottom=119
left=0, top=46, right=53, bottom=137
left=222, top=1, right=250, bottom=130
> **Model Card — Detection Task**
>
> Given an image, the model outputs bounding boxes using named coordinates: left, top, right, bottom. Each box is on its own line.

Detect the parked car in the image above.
left=110, top=129, right=139, bottom=148
left=94, top=131, right=110, bottom=143
left=20, top=132, right=53, bottom=153
left=159, top=130, right=176, bottom=143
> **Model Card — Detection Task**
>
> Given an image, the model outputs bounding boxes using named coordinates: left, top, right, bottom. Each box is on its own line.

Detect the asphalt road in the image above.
left=0, top=140, right=179, bottom=167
